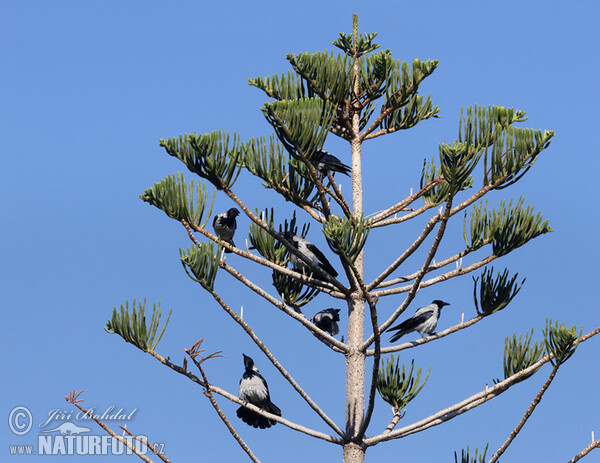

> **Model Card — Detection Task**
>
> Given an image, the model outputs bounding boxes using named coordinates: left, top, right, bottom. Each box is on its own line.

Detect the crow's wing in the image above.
left=305, top=242, right=338, bottom=277
left=314, top=149, right=351, bottom=176
left=388, top=310, right=434, bottom=342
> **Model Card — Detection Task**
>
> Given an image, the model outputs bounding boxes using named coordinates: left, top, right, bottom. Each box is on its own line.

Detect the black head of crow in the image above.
left=311, top=308, right=341, bottom=336
left=311, top=148, right=351, bottom=176
left=387, top=300, right=450, bottom=342
left=237, top=354, right=281, bottom=429
left=212, top=208, right=240, bottom=253
left=281, top=231, right=338, bottom=278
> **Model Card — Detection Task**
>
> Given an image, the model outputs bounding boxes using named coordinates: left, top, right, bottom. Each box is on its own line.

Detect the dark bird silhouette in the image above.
left=387, top=300, right=450, bottom=342
left=312, top=308, right=341, bottom=336
left=282, top=231, right=338, bottom=278
left=237, top=354, right=281, bottom=429
left=212, top=208, right=240, bottom=253
left=312, top=148, right=351, bottom=176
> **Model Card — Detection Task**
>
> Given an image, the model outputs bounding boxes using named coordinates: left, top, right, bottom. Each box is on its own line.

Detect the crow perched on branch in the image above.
left=311, top=148, right=351, bottom=177
left=312, top=308, right=341, bottom=336
left=212, top=208, right=240, bottom=252
left=387, top=300, right=451, bottom=342
left=282, top=231, right=338, bottom=278
left=237, top=354, right=281, bottom=429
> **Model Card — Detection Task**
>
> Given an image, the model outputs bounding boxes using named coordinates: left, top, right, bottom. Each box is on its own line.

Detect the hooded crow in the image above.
left=212, top=208, right=240, bottom=253
left=237, top=354, right=281, bottom=429
left=312, top=308, right=341, bottom=336
left=282, top=231, right=338, bottom=278
left=387, top=300, right=450, bottom=342
left=311, top=148, right=351, bottom=177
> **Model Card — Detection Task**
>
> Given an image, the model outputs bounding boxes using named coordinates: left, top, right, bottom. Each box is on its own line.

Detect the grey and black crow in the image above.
left=387, top=300, right=450, bottom=342
left=212, top=208, right=240, bottom=253
left=237, top=354, right=281, bottom=429
left=282, top=231, right=338, bottom=278
left=312, top=308, right=341, bottom=336
left=312, top=148, right=351, bottom=177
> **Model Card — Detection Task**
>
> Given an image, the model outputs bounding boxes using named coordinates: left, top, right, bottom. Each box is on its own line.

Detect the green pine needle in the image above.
left=105, top=298, right=172, bottom=352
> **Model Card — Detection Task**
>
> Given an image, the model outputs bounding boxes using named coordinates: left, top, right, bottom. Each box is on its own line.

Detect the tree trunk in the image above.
left=344, top=292, right=366, bottom=463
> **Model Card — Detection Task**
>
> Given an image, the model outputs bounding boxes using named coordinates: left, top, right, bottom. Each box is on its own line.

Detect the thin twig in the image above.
left=369, top=178, right=442, bottom=225
left=568, top=438, right=600, bottom=463
left=373, top=241, right=490, bottom=290
left=65, top=391, right=163, bottom=463
left=371, top=255, right=498, bottom=299
left=119, top=427, right=171, bottom=463
left=489, top=363, right=560, bottom=463
left=325, top=171, right=352, bottom=218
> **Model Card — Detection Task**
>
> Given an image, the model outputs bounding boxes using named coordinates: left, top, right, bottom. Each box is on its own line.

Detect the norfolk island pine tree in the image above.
left=103, top=15, right=600, bottom=463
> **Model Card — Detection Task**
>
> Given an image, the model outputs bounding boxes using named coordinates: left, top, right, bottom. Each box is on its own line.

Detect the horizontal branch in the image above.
left=364, top=326, right=600, bottom=446
left=371, top=255, right=497, bottom=299
left=370, top=202, right=438, bottom=228
left=369, top=178, right=442, bottom=226
left=374, top=242, right=489, bottom=290
left=147, top=350, right=343, bottom=444
left=366, top=315, right=484, bottom=356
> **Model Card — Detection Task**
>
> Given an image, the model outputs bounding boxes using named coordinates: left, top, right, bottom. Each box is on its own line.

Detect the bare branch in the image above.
left=119, top=427, right=171, bottom=463
left=370, top=202, right=438, bottom=228
left=188, top=346, right=261, bottom=463
left=367, top=207, right=442, bottom=291
left=347, top=261, right=380, bottom=440
left=374, top=242, right=489, bottom=290
left=365, top=326, right=600, bottom=446
left=325, top=171, right=352, bottom=218
left=363, top=197, right=454, bottom=350
left=382, top=409, right=405, bottom=436
left=146, top=350, right=343, bottom=444
left=66, top=391, right=165, bottom=463
left=182, top=219, right=346, bottom=297
left=369, top=178, right=442, bottom=225
left=366, top=315, right=484, bottom=356
left=371, top=255, right=497, bottom=299
left=205, top=287, right=346, bottom=438
left=568, top=437, right=600, bottom=463
left=220, top=261, right=348, bottom=352
left=489, top=363, right=560, bottom=463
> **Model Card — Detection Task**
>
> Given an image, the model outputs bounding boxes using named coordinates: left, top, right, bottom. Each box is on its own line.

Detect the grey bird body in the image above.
left=312, top=308, right=341, bottom=336
left=282, top=231, right=338, bottom=278
left=312, top=148, right=351, bottom=176
left=387, top=300, right=450, bottom=342
left=212, top=208, right=240, bottom=252
left=237, top=354, right=281, bottom=429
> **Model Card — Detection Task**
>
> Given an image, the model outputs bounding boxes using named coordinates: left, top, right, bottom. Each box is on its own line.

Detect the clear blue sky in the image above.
left=2, top=1, right=599, bottom=461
